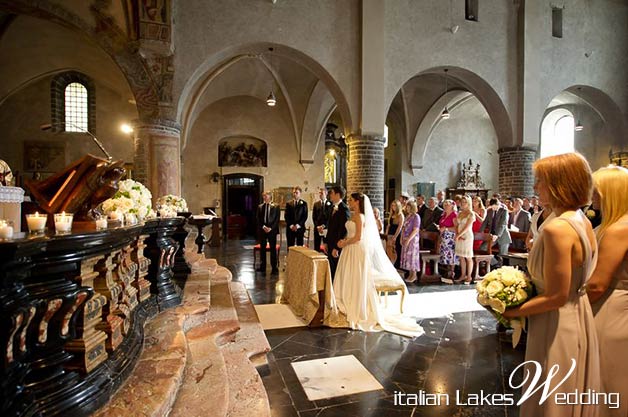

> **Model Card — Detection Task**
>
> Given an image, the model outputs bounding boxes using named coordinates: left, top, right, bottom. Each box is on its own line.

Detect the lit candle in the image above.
left=95, top=217, right=108, bottom=230
left=54, top=212, right=73, bottom=234
left=0, top=220, right=13, bottom=239
left=26, top=212, right=47, bottom=234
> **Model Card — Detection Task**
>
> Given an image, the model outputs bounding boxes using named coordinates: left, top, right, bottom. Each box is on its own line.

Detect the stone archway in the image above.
left=176, top=42, right=354, bottom=152
left=0, top=0, right=161, bottom=120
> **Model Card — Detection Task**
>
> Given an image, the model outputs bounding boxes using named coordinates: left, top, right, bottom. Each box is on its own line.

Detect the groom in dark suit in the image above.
left=325, top=185, right=350, bottom=280
left=256, top=191, right=280, bottom=274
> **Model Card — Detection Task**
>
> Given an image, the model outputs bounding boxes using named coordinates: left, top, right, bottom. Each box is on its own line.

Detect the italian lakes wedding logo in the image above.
left=393, top=359, right=620, bottom=409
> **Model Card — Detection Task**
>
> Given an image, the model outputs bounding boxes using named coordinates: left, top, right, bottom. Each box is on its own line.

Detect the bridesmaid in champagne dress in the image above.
left=587, top=165, right=628, bottom=417
left=503, top=153, right=600, bottom=417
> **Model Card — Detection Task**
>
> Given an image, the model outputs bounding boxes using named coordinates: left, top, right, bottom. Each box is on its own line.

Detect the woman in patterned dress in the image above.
left=400, top=201, right=421, bottom=283
left=439, top=200, right=458, bottom=281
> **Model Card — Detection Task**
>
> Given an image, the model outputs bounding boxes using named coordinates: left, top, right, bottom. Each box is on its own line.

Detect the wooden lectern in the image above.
left=24, top=154, right=126, bottom=220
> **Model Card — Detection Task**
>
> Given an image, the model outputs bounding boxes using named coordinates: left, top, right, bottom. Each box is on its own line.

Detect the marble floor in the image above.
left=204, top=238, right=526, bottom=417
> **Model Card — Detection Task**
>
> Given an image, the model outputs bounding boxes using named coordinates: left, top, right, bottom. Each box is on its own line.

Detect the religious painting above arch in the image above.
left=218, top=137, right=268, bottom=168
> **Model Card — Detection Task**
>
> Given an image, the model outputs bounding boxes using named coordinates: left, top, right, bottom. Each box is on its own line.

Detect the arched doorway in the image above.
left=222, top=173, right=263, bottom=240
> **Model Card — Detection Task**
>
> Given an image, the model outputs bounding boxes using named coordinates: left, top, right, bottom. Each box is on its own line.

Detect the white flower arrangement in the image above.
left=476, top=266, right=535, bottom=347
left=155, top=194, right=189, bottom=218
left=101, top=179, right=154, bottom=221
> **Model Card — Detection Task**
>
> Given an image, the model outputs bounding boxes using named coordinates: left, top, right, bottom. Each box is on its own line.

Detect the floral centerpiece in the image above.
left=155, top=194, right=188, bottom=218
left=101, top=179, right=154, bottom=222
left=476, top=266, right=534, bottom=347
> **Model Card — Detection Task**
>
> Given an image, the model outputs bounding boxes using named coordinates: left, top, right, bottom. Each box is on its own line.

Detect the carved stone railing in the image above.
left=0, top=218, right=186, bottom=417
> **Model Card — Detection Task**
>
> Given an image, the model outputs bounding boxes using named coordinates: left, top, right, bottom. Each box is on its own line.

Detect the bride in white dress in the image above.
left=332, top=192, right=423, bottom=338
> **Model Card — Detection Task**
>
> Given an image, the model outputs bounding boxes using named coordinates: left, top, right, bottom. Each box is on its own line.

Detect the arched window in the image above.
left=64, top=82, right=88, bottom=132
left=51, top=71, right=96, bottom=133
left=540, top=109, right=575, bottom=158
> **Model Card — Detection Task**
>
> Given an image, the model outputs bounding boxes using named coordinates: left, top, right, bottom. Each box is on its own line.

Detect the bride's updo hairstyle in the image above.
left=350, top=192, right=365, bottom=214
left=533, top=152, right=592, bottom=210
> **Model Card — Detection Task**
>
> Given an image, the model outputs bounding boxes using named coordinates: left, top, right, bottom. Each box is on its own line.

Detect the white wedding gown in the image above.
left=332, top=212, right=424, bottom=338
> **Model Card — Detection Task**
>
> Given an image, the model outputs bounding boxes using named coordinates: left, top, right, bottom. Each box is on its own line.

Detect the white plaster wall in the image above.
left=0, top=77, right=137, bottom=177
left=531, top=0, right=628, bottom=141
left=403, top=98, right=499, bottom=195
left=173, top=0, right=360, bottom=132
left=182, top=96, right=324, bottom=227
left=384, top=0, right=519, bottom=139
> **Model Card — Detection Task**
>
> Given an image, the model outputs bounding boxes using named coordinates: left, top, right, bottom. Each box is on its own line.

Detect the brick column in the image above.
left=346, top=134, right=385, bottom=212
left=133, top=120, right=181, bottom=202
left=498, top=146, right=537, bottom=197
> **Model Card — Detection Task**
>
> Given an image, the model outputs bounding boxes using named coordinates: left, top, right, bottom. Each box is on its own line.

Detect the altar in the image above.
left=446, top=158, right=490, bottom=200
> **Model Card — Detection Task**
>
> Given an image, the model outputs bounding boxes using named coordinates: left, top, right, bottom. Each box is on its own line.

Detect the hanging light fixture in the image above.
left=266, top=47, right=277, bottom=107
left=441, top=68, right=450, bottom=120
left=574, top=88, right=583, bottom=131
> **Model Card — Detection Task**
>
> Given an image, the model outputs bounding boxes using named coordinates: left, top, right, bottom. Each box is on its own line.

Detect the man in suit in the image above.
left=436, top=190, right=445, bottom=208
left=256, top=191, right=280, bottom=274
left=325, top=185, right=350, bottom=280
left=285, top=186, right=308, bottom=247
left=421, top=197, right=443, bottom=232
left=416, top=195, right=427, bottom=219
left=509, top=198, right=531, bottom=250
left=481, top=198, right=512, bottom=263
left=313, top=187, right=333, bottom=252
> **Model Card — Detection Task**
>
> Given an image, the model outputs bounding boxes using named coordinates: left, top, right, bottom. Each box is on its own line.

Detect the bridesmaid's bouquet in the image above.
left=476, top=266, right=534, bottom=347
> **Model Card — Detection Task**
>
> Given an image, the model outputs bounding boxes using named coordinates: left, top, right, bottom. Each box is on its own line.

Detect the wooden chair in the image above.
left=472, top=232, right=494, bottom=280
left=419, top=231, right=441, bottom=279
left=374, top=274, right=406, bottom=314
left=253, top=229, right=282, bottom=268
left=509, top=231, right=529, bottom=254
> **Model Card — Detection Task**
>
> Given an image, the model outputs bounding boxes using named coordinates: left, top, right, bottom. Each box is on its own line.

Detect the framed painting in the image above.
left=218, top=136, right=267, bottom=167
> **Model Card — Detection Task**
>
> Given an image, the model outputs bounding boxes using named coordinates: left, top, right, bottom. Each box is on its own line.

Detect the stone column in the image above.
left=346, top=134, right=385, bottom=212
left=133, top=121, right=181, bottom=201
left=498, top=146, right=537, bottom=197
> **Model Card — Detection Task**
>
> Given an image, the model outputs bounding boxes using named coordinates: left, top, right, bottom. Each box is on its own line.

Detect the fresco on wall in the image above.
left=218, top=137, right=267, bottom=167
left=23, top=141, right=66, bottom=173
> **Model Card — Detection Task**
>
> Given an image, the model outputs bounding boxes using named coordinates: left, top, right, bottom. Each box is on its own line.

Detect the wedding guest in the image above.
left=587, top=165, right=628, bottom=417
left=399, top=191, right=410, bottom=216
left=385, top=200, right=404, bottom=264
left=582, top=189, right=602, bottom=228
left=421, top=197, right=443, bottom=233
left=373, top=207, right=383, bottom=233
left=526, top=206, right=555, bottom=251
left=454, top=196, right=474, bottom=284
left=529, top=195, right=541, bottom=215
left=438, top=200, right=458, bottom=281
left=313, top=187, right=333, bottom=252
left=436, top=189, right=445, bottom=208
left=503, top=152, right=600, bottom=417
left=401, top=201, right=421, bottom=283
left=256, top=191, right=280, bottom=274
left=416, top=195, right=427, bottom=218
left=522, top=197, right=532, bottom=213
left=509, top=198, right=532, bottom=250
left=471, top=195, right=486, bottom=251
left=480, top=198, right=511, bottom=264
left=285, top=186, right=308, bottom=247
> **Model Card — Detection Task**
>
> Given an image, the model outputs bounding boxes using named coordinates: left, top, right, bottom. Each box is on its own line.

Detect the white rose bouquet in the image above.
left=476, top=266, right=535, bottom=347
left=101, top=179, right=154, bottom=222
left=156, top=194, right=188, bottom=218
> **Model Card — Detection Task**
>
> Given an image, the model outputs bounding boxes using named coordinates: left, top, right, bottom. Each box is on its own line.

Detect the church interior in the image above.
left=0, top=1, right=627, bottom=417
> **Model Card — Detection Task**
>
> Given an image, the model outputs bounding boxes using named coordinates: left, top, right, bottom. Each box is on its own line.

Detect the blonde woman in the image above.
left=587, top=165, right=628, bottom=417
left=385, top=200, right=404, bottom=265
left=471, top=196, right=486, bottom=251
left=503, top=153, right=600, bottom=417
left=454, top=196, right=474, bottom=284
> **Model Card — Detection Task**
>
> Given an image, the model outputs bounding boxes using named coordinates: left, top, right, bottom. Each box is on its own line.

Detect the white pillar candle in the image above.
left=26, top=213, right=47, bottom=234
left=0, top=222, right=13, bottom=239
left=95, top=218, right=108, bottom=230
left=54, top=212, right=73, bottom=234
